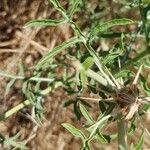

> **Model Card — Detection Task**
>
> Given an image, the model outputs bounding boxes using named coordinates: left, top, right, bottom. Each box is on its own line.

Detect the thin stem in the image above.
left=0, top=71, right=54, bottom=83
left=0, top=100, right=30, bottom=121
left=117, top=115, right=127, bottom=150
left=49, top=0, right=115, bottom=88
left=85, top=43, right=116, bottom=87
left=0, top=81, right=62, bottom=121
left=78, top=96, right=114, bottom=103
left=86, top=69, right=108, bottom=87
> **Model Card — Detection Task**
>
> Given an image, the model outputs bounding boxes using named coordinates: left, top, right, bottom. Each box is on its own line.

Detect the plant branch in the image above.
left=0, top=71, right=54, bottom=83
left=0, top=100, right=30, bottom=121
left=0, top=81, right=62, bottom=121
left=117, top=115, right=127, bottom=150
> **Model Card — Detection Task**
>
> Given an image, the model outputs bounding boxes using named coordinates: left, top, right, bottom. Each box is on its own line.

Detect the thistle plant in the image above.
left=0, top=0, right=150, bottom=149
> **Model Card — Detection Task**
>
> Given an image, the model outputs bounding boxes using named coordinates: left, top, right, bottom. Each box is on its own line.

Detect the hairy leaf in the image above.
left=62, top=123, right=86, bottom=141
left=49, top=0, right=67, bottom=14
left=79, top=103, right=94, bottom=125
left=69, top=0, right=81, bottom=17
left=90, top=18, right=135, bottom=36
left=24, top=19, right=66, bottom=28
left=36, top=37, right=82, bottom=69
left=3, top=133, right=28, bottom=150
left=88, top=115, right=110, bottom=139
left=82, top=57, right=94, bottom=70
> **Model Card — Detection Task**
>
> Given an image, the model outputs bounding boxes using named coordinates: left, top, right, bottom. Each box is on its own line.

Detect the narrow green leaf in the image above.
left=3, top=133, right=28, bottom=150
left=5, top=79, right=16, bottom=96
left=36, top=37, right=82, bottom=69
left=82, top=57, right=94, bottom=70
left=4, top=140, right=27, bottom=150
left=96, top=132, right=111, bottom=143
left=99, top=32, right=126, bottom=38
left=99, top=101, right=106, bottom=114
left=49, top=0, right=67, bottom=14
left=86, top=69, right=108, bottom=87
left=69, top=0, right=81, bottom=17
left=80, top=69, right=87, bottom=88
left=90, top=18, right=135, bottom=36
left=63, top=100, right=75, bottom=107
left=102, top=52, right=119, bottom=65
left=79, top=100, right=92, bottom=108
left=131, top=131, right=144, bottom=150
left=114, top=69, right=133, bottom=79
left=103, top=103, right=115, bottom=116
left=79, top=104, right=94, bottom=125
left=85, top=43, right=115, bottom=87
left=88, top=115, right=110, bottom=139
left=128, top=120, right=136, bottom=135
left=62, top=123, right=86, bottom=141
left=74, top=101, right=81, bottom=120
left=24, top=19, right=66, bottom=28
left=82, top=140, right=91, bottom=150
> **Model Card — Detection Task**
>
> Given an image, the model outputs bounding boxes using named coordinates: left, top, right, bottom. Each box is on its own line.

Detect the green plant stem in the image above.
left=0, top=81, right=62, bottom=121
left=117, top=0, right=150, bottom=72
left=0, top=100, right=30, bottom=121
left=0, top=71, right=54, bottom=82
left=86, top=69, right=108, bottom=87
left=117, top=115, right=127, bottom=150
left=70, top=22, right=116, bottom=87
left=84, top=43, right=116, bottom=87
left=48, top=0, right=116, bottom=88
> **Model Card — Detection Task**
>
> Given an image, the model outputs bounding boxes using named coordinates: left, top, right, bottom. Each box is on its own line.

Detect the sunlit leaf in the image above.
left=114, top=69, right=133, bottom=79
left=90, top=18, right=135, bottom=37
left=24, top=19, right=66, bottom=28
left=69, top=0, right=81, bottom=17
left=79, top=103, right=94, bottom=125
left=102, top=52, right=119, bottom=65
left=5, top=79, right=16, bottom=96
left=36, top=37, right=82, bottom=69
left=96, top=132, right=111, bottom=143
left=62, top=123, right=86, bottom=141
left=3, top=132, right=28, bottom=150
left=49, top=0, right=67, bottom=13
left=88, top=115, right=110, bottom=139
left=82, top=57, right=94, bottom=70
left=80, top=69, right=87, bottom=88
